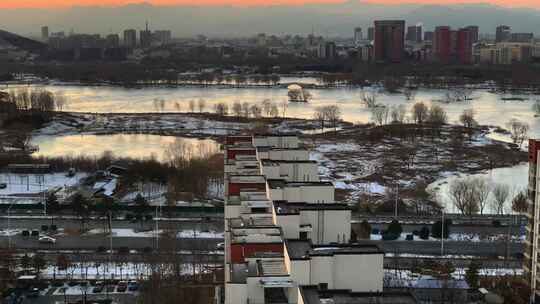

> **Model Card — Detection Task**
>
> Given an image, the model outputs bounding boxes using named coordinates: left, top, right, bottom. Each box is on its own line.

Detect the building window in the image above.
left=300, top=232, right=308, bottom=240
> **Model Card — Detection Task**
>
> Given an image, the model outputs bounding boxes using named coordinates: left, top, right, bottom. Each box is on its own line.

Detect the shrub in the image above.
left=432, top=220, right=451, bottom=239
left=419, top=226, right=430, bottom=240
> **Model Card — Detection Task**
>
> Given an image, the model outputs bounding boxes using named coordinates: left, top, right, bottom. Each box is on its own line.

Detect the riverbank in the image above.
left=308, top=124, right=527, bottom=212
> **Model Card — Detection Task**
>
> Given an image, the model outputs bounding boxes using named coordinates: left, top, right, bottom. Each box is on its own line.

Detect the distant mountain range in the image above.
left=2, top=1, right=540, bottom=38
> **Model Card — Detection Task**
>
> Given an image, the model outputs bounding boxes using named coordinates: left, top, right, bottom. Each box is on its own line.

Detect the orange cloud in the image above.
left=0, top=0, right=539, bottom=9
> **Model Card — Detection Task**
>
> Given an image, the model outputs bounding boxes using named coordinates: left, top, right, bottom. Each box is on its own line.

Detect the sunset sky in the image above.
left=1, top=0, right=539, bottom=9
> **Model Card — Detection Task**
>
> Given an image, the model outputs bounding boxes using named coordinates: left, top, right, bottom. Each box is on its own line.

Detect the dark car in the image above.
left=117, top=281, right=127, bottom=292
left=27, top=288, right=40, bottom=298
left=127, top=281, right=139, bottom=291
left=0, top=183, right=7, bottom=189
left=31, top=230, right=39, bottom=237
left=92, top=284, right=104, bottom=293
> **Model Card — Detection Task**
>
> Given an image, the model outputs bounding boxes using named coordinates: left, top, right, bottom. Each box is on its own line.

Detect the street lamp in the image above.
left=7, top=202, right=14, bottom=249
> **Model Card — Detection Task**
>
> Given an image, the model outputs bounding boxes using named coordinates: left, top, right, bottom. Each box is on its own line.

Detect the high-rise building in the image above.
left=456, top=28, right=473, bottom=64
left=373, top=20, right=405, bottom=63
left=367, top=27, right=375, bottom=41
left=105, top=34, right=120, bottom=48
left=496, top=25, right=511, bottom=42
left=140, top=21, right=152, bottom=48
left=511, top=32, right=534, bottom=43
left=424, top=31, right=434, bottom=42
left=154, top=30, right=172, bottom=45
left=123, top=29, right=137, bottom=48
left=406, top=25, right=422, bottom=43
left=317, top=41, right=336, bottom=59
left=354, top=27, right=363, bottom=45
left=41, top=26, right=49, bottom=42
left=433, top=26, right=452, bottom=64
left=466, top=25, right=479, bottom=43
left=526, top=139, right=540, bottom=303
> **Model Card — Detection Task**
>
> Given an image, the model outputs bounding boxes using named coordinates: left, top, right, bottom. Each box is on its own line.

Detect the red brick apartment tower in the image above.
left=373, top=20, right=405, bottom=63
left=527, top=139, right=540, bottom=302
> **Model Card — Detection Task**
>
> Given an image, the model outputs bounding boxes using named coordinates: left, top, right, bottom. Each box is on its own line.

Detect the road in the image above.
left=1, top=235, right=222, bottom=251
left=1, top=217, right=224, bottom=232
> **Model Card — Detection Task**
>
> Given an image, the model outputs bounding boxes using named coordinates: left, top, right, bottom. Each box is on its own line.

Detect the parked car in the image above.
left=215, top=242, right=225, bottom=250
left=117, top=281, right=128, bottom=292
left=0, top=183, right=7, bottom=189
left=27, top=287, right=40, bottom=298
left=31, top=230, right=39, bottom=237
left=38, top=236, right=56, bottom=244
left=127, top=281, right=139, bottom=291
left=22, top=230, right=30, bottom=237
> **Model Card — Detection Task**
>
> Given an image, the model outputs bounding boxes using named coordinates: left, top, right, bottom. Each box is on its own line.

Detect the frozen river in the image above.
left=5, top=83, right=540, bottom=137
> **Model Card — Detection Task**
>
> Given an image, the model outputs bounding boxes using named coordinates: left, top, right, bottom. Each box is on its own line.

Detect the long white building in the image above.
left=221, top=134, right=406, bottom=304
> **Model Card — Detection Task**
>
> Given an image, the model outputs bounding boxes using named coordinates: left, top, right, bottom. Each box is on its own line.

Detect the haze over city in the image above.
left=3, top=0, right=540, bottom=303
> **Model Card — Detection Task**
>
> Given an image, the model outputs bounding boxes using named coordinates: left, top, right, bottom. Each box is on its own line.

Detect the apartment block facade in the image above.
left=222, top=134, right=388, bottom=304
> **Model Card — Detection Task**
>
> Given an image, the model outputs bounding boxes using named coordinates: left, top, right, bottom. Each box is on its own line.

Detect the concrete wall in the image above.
left=246, top=277, right=265, bottom=304
left=275, top=214, right=300, bottom=239
left=225, top=283, right=247, bottom=304
left=301, top=210, right=350, bottom=244
left=333, top=254, right=384, bottom=292
left=279, top=163, right=319, bottom=182
left=310, top=256, right=335, bottom=289
left=267, top=150, right=310, bottom=161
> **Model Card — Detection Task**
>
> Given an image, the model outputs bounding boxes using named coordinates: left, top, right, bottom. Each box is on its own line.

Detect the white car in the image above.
left=215, top=242, right=224, bottom=250
left=38, top=236, right=56, bottom=244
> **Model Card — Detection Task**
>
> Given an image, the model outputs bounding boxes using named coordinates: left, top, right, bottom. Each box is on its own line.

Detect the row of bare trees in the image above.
left=369, top=101, right=448, bottom=127
left=0, top=88, right=67, bottom=126
left=177, top=73, right=280, bottom=87
left=449, top=177, right=525, bottom=215
left=213, top=99, right=289, bottom=119
left=312, top=105, right=342, bottom=131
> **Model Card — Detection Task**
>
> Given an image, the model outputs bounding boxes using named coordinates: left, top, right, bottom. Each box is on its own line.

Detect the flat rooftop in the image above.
left=229, top=216, right=275, bottom=228
left=261, top=159, right=317, bottom=166
left=299, top=286, right=418, bottom=304
left=256, top=146, right=307, bottom=152
left=267, top=179, right=333, bottom=189
left=274, top=201, right=350, bottom=215
left=229, top=175, right=266, bottom=184
left=286, top=240, right=384, bottom=260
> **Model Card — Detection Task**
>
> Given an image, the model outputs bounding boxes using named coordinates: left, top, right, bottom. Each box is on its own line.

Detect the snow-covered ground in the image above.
left=0, top=172, right=86, bottom=197
left=310, top=141, right=383, bottom=203
left=42, top=262, right=216, bottom=280
left=370, top=232, right=525, bottom=242
left=385, top=267, right=523, bottom=288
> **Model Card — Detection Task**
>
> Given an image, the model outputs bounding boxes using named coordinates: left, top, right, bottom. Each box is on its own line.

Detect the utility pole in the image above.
left=440, top=211, right=445, bottom=256
left=394, top=183, right=399, bottom=218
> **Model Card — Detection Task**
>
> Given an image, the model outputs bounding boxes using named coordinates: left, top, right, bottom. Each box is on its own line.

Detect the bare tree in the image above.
left=313, top=106, right=326, bottom=131
left=459, top=109, right=476, bottom=128
left=280, top=100, right=288, bottom=118
left=511, top=190, right=528, bottom=213
left=250, top=104, right=262, bottom=118
left=449, top=178, right=478, bottom=215
left=262, top=99, right=272, bottom=116
left=213, top=102, right=228, bottom=116
left=269, top=103, right=279, bottom=117
left=403, top=88, right=417, bottom=101
left=323, top=105, right=342, bottom=132
left=491, top=183, right=510, bottom=215
left=472, top=177, right=491, bottom=215
left=371, top=106, right=389, bottom=126
left=188, top=99, right=195, bottom=113
left=232, top=101, right=242, bottom=117
left=360, top=90, right=379, bottom=108
left=390, top=104, right=407, bottom=124
left=507, top=119, right=529, bottom=148
left=197, top=99, right=206, bottom=113
left=428, top=105, right=448, bottom=125
left=241, top=102, right=251, bottom=118
left=411, top=102, right=429, bottom=124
